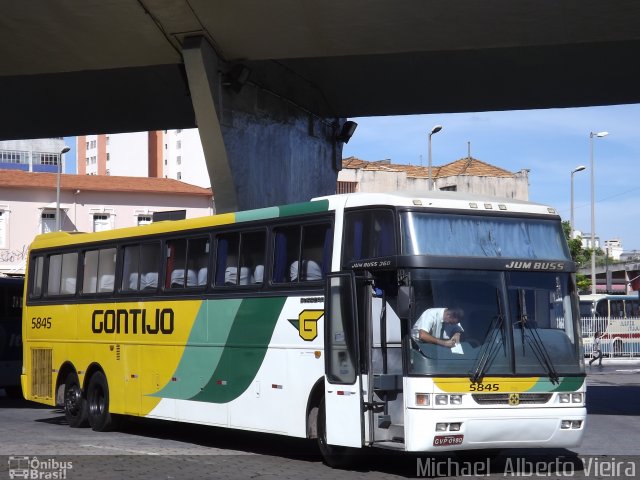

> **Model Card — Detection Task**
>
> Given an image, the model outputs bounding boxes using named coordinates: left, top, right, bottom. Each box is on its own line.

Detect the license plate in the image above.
left=433, top=434, right=464, bottom=446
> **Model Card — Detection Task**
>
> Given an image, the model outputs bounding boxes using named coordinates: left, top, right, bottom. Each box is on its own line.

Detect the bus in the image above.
left=21, top=192, right=585, bottom=465
left=579, top=294, right=640, bottom=357
left=1, top=275, right=24, bottom=398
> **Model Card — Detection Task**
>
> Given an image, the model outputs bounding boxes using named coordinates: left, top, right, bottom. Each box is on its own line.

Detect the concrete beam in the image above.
left=182, top=36, right=238, bottom=213
left=182, top=36, right=341, bottom=213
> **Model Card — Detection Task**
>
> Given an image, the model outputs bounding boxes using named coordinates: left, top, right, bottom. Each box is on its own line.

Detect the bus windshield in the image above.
left=407, top=269, right=583, bottom=378
left=401, top=212, right=571, bottom=260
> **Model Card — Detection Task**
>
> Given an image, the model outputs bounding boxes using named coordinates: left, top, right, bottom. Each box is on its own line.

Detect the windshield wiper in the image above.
left=517, top=289, right=560, bottom=385
left=469, top=290, right=506, bottom=383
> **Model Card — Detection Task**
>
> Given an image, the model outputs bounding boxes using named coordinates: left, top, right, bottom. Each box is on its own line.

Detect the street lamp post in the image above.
left=428, top=125, right=442, bottom=191
left=589, top=131, right=608, bottom=294
left=570, top=165, right=586, bottom=237
left=56, top=146, right=71, bottom=231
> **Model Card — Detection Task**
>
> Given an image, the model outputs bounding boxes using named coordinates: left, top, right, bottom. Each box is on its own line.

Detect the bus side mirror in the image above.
left=397, top=286, right=413, bottom=320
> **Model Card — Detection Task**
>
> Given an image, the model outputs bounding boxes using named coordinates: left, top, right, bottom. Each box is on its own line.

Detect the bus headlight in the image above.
left=571, top=393, right=583, bottom=403
left=415, top=393, right=430, bottom=406
left=435, top=394, right=448, bottom=405
left=450, top=395, right=462, bottom=405
left=558, top=394, right=570, bottom=403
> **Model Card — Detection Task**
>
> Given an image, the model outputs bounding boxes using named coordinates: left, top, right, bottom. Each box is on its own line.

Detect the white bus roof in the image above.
left=315, top=191, right=558, bottom=216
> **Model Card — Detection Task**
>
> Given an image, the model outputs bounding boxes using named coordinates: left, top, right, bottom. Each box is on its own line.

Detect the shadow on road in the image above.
left=586, top=385, right=640, bottom=415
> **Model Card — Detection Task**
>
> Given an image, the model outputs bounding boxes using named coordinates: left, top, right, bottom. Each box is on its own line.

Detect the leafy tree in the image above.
left=562, top=221, right=591, bottom=292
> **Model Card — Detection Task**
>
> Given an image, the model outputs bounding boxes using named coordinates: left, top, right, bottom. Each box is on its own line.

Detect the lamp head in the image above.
left=336, top=120, right=358, bottom=143
left=430, top=125, right=443, bottom=136
left=61, top=146, right=70, bottom=154
left=572, top=165, right=586, bottom=173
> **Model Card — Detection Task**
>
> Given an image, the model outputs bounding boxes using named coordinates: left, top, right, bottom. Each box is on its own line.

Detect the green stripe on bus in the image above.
left=152, top=299, right=242, bottom=399
left=235, top=207, right=281, bottom=223
left=278, top=199, right=329, bottom=218
left=189, top=296, right=287, bottom=403
left=528, top=376, right=585, bottom=392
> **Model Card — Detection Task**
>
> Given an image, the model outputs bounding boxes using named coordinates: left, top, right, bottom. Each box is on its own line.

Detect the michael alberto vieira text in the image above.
left=416, top=457, right=637, bottom=477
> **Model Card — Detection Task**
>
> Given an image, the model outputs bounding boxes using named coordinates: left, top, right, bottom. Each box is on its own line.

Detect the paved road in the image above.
left=0, top=362, right=638, bottom=479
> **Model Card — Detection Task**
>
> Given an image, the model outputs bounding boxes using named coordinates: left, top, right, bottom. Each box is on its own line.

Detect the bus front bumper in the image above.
left=404, top=406, right=586, bottom=452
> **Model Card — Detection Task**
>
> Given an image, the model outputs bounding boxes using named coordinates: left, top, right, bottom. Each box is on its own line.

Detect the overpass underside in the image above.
left=3, top=1, right=640, bottom=211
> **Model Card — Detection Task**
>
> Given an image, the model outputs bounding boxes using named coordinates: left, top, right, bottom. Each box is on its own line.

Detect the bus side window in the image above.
left=30, top=255, right=44, bottom=298
left=342, top=209, right=395, bottom=265
left=215, top=233, right=240, bottom=286
left=240, top=231, right=265, bottom=285
left=47, top=252, right=78, bottom=296
left=273, top=226, right=300, bottom=283
left=595, top=301, right=608, bottom=317
left=299, top=223, right=332, bottom=281
left=122, top=243, right=160, bottom=291
left=610, top=300, right=624, bottom=318
left=166, top=239, right=188, bottom=288
left=82, top=248, right=116, bottom=294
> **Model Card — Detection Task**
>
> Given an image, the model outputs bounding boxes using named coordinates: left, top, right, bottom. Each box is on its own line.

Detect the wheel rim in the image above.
left=65, top=384, right=82, bottom=417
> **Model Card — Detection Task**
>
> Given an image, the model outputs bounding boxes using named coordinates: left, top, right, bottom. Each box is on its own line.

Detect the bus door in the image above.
left=367, top=279, right=405, bottom=446
left=323, top=272, right=363, bottom=448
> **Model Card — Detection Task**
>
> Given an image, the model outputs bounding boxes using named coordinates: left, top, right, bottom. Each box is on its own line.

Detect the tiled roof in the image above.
left=0, top=169, right=212, bottom=196
left=342, top=156, right=516, bottom=178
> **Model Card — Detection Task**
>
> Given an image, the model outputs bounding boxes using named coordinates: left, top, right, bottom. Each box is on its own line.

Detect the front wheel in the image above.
left=86, top=371, right=117, bottom=432
left=317, top=398, right=354, bottom=468
left=64, top=374, right=88, bottom=428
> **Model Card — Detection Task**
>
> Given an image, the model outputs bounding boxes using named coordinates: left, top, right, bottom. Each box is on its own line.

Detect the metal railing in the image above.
left=581, top=316, right=640, bottom=358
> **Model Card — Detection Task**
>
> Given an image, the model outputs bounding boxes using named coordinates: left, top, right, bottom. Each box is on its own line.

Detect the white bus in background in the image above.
left=579, top=294, right=640, bottom=357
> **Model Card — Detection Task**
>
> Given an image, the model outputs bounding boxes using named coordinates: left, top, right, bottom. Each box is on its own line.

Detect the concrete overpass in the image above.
left=3, top=1, right=640, bottom=211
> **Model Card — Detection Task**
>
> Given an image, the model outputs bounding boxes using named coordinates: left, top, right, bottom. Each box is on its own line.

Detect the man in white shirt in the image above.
left=414, top=307, right=464, bottom=348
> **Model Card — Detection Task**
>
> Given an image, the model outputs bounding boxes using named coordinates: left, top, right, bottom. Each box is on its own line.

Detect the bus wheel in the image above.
left=86, top=371, right=117, bottom=432
left=317, top=398, right=353, bottom=468
left=64, top=374, right=88, bottom=428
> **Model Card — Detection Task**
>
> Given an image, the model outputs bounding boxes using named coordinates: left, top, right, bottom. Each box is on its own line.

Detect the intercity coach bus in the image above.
left=21, top=192, right=586, bottom=465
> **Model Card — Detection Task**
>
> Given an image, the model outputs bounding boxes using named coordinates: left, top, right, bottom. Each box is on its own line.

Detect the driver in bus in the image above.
left=414, top=307, right=464, bottom=348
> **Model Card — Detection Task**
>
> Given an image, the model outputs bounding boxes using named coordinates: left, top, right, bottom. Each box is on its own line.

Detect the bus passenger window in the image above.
left=121, top=243, right=160, bottom=292
left=272, top=226, right=300, bottom=283
left=166, top=239, right=188, bottom=288
left=82, top=248, right=116, bottom=294
left=240, top=231, right=265, bottom=285
left=30, top=256, right=44, bottom=298
left=215, top=233, right=240, bottom=286
left=47, top=252, right=78, bottom=296
left=187, top=237, right=209, bottom=287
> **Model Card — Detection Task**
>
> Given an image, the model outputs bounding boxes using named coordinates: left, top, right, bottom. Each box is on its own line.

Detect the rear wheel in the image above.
left=64, top=374, right=88, bottom=428
left=317, top=397, right=353, bottom=468
left=87, top=371, right=117, bottom=432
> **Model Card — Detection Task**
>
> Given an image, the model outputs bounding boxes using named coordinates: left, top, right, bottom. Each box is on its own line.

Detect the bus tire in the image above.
left=64, top=374, right=88, bottom=428
left=86, top=371, right=117, bottom=432
left=317, top=397, right=353, bottom=468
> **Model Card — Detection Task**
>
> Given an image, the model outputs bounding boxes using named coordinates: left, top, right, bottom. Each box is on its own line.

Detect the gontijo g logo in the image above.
left=289, top=310, right=324, bottom=341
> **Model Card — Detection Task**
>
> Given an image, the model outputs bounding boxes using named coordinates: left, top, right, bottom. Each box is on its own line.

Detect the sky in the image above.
left=343, top=103, right=640, bottom=251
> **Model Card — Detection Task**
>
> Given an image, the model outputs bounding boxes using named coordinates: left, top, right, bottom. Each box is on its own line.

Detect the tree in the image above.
left=562, top=221, right=591, bottom=293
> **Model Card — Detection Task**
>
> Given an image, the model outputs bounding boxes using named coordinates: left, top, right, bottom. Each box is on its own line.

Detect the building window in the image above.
left=137, top=215, right=152, bottom=226
left=86, top=141, right=90, bottom=149
left=439, top=185, right=457, bottom=192
left=177, top=172, right=182, bottom=180
left=176, top=156, right=181, bottom=165
left=0, top=210, right=6, bottom=249
left=164, top=159, right=167, bottom=165
left=176, top=140, right=181, bottom=149
left=0, top=151, right=28, bottom=164
left=93, top=214, right=111, bottom=232
left=337, top=181, right=358, bottom=194
left=41, top=212, right=56, bottom=233
left=32, top=153, right=59, bottom=166
left=106, top=153, right=110, bottom=161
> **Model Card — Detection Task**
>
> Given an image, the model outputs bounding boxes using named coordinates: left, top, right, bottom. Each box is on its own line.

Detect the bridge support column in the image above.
left=182, top=36, right=342, bottom=213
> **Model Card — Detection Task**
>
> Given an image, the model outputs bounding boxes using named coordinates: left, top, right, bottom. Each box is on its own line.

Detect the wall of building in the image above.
left=163, top=129, right=210, bottom=188
left=0, top=188, right=212, bottom=274
left=0, top=138, right=67, bottom=173
left=338, top=169, right=529, bottom=200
